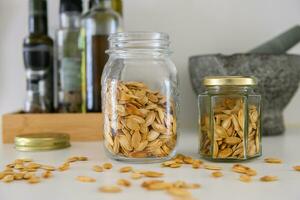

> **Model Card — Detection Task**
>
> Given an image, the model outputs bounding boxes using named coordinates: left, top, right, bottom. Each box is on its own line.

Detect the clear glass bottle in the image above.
left=81, top=0, right=122, bottom=112
left=56, top=0, right=83, bottom=112
left=198, top=76, right=262, bottom=161
left=102, top=32, right=179, bottom=163
left=23, top=0, right=53, bottom=113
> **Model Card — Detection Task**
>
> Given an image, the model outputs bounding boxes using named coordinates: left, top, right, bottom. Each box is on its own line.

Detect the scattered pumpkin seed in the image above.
left=131, top=173, right=143, bottom=180
left=264, top=157, right=282, bottom=164
left=239, top=174, right=252, bottom=183
left=99, top=185, right=122, bottom=193
left=260, top=175, right=278, bottom=182
left=119, top=166, right=133, bottom=173
left=204, top=164, right=222, bottom=170
left=117, top=179, right=131, bottom=187
left=103, top=163, right=113, bottom=170
left=142, top=171, right=164, bottom=178
left=211, top=171, right=223, bottom=178
left=167, top=187, right=191, bottom=197
left=27, top=176, right=40, bottom=184
left=42, top=171, right=52, bottom=179
left=76, top=176, right=96, bottom=183
left=2, top=175, right=14, bottom=183
left=293, top=166, right=300, bottom=171
left=93, top=165, right=104, bottom=172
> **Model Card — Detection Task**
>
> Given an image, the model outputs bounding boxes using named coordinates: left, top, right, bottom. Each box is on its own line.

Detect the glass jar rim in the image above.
left=109, top=32, right=169, bottom=40
left=203, top=76, right=257, bottom=86
left=107, top=31, right=171, bottom=53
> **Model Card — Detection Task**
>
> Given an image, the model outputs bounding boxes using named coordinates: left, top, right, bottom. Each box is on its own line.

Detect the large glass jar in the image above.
left=101, top=32, right=179, bottom=163
left=198, top=76, right=262, bottom=161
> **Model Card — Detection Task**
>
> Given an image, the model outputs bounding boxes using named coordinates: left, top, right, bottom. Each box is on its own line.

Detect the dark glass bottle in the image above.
left=56, top=0, right=83, bottom=112
left=81, top=0, right=122, bottom=112
left=23, top=0, right=54, bottom=113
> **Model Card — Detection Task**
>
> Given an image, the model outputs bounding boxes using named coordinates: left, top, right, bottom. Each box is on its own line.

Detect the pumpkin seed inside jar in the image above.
left=198, top=76, right=262, bottom=161
left=103, top=80, right=177, bottom=161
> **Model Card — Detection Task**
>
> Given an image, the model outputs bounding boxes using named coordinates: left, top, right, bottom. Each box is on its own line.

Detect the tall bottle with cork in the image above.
left=23, top=0, right=54, bottom=113
left=81, top=0, right=122, bottom=112
left=56, top=0, right=83, bottom=112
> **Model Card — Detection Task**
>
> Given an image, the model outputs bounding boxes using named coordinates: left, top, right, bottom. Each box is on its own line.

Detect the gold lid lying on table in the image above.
left=203, top=76, right=257, bottom=86
left=15, top=133, right=71, bottom=151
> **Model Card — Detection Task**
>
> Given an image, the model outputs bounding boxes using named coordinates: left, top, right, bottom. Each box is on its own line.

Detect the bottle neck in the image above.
left=60, top=12, right=81, bottom=28
left=93, top=0, right=112, bottom=9
left=29, top=14, right=48, bottom=35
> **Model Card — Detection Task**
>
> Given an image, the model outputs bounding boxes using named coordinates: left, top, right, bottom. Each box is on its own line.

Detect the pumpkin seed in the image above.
left=99, top=185, right=122, bottom=193
left=264, top=157, right=282, bottom=164
left=260, top=176, right=278, bottom=182
left=117, top=179, right=131, bottom=187
left=103, top=163, right=113, bottom=170
left=119, top=166, right=132, bottom=173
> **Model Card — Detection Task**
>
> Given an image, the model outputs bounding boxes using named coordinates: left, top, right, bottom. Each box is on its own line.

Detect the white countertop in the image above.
left=1, top=128, right=300, bottom=200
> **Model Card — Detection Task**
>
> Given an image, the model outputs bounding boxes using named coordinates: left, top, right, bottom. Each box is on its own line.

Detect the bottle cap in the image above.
left=203, top=76, right=257, bottom=86
left=29, top=0, right=47, bottom=16
left=60, top=0, right=82, bottom=13
left=15, top=133, right=71, bottom=151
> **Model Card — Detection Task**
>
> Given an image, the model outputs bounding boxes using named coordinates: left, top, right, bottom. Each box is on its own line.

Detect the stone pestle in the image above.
left=249, top=25, right=300, bottom=54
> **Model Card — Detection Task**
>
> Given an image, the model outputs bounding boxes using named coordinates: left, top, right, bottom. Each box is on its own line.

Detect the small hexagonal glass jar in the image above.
left=198, top=76, right=262, bottom=161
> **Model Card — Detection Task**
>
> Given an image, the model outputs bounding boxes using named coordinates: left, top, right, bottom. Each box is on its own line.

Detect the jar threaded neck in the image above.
left=107, top=32, right=170, bottom=54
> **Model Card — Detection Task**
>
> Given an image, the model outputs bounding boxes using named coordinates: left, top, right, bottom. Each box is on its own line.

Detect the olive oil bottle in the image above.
left=81, top=0, right=122, bottom=112
left=23, top=0, right=54, bottom=113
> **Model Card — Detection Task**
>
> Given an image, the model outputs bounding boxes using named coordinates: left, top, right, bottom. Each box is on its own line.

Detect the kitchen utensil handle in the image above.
left=249, top=25, right=300, bottom=54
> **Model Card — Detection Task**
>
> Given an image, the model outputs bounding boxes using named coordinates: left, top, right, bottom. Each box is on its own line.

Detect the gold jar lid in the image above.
left=15, top=133, right=71, bottom=152
left=203, top=76, right=257, bottom=86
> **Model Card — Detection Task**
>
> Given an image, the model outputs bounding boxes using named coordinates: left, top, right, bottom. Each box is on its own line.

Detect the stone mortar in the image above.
left=189, top=54, right=300, bottom=136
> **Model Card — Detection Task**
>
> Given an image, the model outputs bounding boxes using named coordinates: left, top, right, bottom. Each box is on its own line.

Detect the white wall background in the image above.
left=0, top=0, right=300, bottom=134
